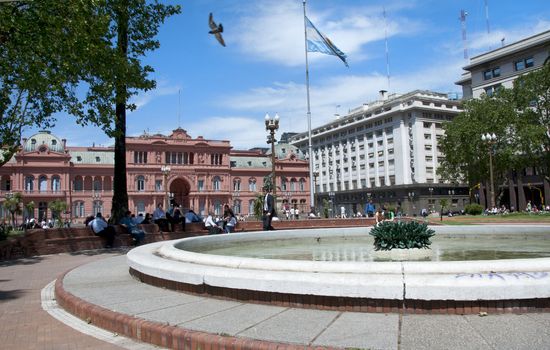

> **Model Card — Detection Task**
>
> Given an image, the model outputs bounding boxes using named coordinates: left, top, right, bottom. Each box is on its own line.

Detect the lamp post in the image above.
left=481, top=133, right=497, bottom=209
left=312, top=170, right=319, bottom=213
left=161, top=165, right=171, bottom=210
left=408, top=191, right=416, bottom=216
left=329, top=191, right=335, bottom=218
left=265, top=113, right=280, bottom=195
left=428, top=187, right=434, bottom=212
left=448, top=189, right=455, bottom=214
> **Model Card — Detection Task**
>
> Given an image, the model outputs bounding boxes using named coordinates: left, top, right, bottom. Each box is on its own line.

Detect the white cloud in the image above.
left=229, top=0, right=422, bottom=67
left=445, top=19, right=550, bottom=58
left=220, top=57, right=463, bottom=141
left=130, top=79, right=181, bottom=110
left=185, top=116, right=268, bottom=149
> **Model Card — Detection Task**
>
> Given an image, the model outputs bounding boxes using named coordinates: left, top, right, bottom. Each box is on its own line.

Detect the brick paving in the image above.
left=0, top=250, right=126, bottom=350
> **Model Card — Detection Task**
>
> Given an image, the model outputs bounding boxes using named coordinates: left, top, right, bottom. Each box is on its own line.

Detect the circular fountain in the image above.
left=127, top=225, right=550, bottom=314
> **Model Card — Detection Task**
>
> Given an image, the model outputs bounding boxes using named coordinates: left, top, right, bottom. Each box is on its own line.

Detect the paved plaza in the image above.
left=1, top=250, right=550, bottom=349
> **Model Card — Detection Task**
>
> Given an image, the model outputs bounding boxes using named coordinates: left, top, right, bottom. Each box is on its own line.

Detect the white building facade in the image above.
left=290, top=90, right=464, bottom=216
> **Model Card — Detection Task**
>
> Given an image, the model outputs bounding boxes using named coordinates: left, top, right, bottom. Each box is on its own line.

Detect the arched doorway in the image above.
left=169, top=178, right=191, bottom=210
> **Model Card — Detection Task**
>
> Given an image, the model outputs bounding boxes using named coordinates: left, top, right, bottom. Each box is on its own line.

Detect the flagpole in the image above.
left=303, top=0, right=315, bottom=214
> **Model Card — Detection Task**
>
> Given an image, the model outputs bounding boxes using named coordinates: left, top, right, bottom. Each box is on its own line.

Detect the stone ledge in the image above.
left=54, top=268, right=342, bottom=350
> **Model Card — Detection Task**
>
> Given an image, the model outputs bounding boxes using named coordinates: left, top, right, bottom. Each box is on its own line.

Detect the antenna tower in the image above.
left=178, top=89, right=181, bottom=127
left=383, top=6, right=391, bottom=91
left=460, top=10, right=469, bottom=60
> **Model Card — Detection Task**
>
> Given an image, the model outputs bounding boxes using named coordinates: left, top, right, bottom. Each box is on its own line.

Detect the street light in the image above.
left=448, top=189, right=455, bottom=213
left=161, top=165, right=171, bottom=210
left=265, top=113, right=280, bottom=195
left=481, top=132, right=497, bottom=209
left=328, top=191, right=335, bottom=218
left=408, top=191, right=416, bottom=215
left=428, top=187, right=434, bottom=212
left=312, top=171, right=319, bottom=212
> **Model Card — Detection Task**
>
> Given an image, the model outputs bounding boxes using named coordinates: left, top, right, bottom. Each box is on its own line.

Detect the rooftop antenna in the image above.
left=383, top=6, right=391, bottom=91
left=501, top=37, right=505, bottom=47
left=459, top=9, right=469, bottom=60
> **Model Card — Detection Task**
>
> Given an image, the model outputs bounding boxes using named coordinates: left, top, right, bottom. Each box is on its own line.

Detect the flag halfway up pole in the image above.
left=305, top=16, right=348, bottom=67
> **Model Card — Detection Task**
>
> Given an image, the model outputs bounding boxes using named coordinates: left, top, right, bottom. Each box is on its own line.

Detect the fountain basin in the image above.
left=127, top=225, right=550, bottom=313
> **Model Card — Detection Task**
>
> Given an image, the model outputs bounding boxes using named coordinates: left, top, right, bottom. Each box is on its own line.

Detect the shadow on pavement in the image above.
left=0, top=289, right=26, bottom=302
left=0, top=256, right=44, bottom=267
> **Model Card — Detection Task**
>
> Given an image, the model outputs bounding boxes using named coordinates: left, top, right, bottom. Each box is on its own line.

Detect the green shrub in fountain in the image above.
left=369, top=221, right=435, bottom=251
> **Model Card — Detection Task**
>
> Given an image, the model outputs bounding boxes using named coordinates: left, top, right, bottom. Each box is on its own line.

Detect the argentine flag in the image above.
left=305, top=16, right=348, bottom=67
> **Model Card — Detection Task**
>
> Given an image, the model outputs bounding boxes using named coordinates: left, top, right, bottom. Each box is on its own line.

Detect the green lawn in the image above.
left=426, top=212, right=550, bottom=225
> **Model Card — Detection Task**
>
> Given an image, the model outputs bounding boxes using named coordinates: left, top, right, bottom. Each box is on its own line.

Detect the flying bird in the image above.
left=208, top=12, right=225, bottom=47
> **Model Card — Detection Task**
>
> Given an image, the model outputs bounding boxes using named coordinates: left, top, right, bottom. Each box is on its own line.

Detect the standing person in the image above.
left=294, top=207, right=300, bottom=220
left=262, top=187, right=275, bottom=230
left=340, top=206, right=346, bottom=218
left=119, top=210, right=145, bottom=245
left=366, top=200, right=375, bottom=217
left=88, top=212, right=116, bottom=248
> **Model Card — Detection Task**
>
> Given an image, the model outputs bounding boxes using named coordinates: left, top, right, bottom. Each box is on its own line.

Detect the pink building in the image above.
left=0, top=129, right=311, bottom=223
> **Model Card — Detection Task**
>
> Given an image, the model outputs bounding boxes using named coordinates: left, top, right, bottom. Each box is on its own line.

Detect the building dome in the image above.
left=23, top=130, right=65, bottom=153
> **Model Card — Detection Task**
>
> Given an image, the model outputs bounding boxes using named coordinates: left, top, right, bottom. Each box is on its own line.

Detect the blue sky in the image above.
left=34, top=0, right=550, bottom=149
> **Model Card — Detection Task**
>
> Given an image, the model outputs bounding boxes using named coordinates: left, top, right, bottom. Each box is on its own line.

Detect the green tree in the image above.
left=439, top=90, right=521, bottom=195
left=74, top=0, right=180, bottom=223
left=48, top=199, right=68, bottom=228
left=0, top=1, right=109, bottom=166
left=511, top=62, right=550, bottom=182
left=2, top=192, right=22, bottom=227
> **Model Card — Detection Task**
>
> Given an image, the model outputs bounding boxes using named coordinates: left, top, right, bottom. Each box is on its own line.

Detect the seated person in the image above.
left=141, top=213, right=152, bottom=225
left=152, top=203, right=170, bottom=231
left=185, top=209, right=202, bottom=223
left=225, top=214, right=237, bottom=233
left=204, top=212, right=222, bottom=235
left=166, top=205, right=185, bottom=232
left=88, top=212, right=116, bottom=248
left=119, top=210, right=145, bottom=245
left=374, top=209, right=384, bottom=227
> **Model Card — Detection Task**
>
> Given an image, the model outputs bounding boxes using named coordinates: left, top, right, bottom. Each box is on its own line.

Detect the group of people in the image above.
left=204, top=204, right=238, bottom=234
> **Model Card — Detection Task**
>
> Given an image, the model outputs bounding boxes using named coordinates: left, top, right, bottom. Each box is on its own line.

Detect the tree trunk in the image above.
left=110, top=1, right=129, bottom=224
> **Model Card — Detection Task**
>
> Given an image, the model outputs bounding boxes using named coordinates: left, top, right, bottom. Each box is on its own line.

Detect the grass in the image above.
left=424, top=212, right=550, bottom=225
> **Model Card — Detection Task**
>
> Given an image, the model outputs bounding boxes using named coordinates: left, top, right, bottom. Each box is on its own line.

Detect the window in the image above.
left=93, top=179, right=102, bottom=192
left=136, top=201, right=146, bottom=215
left=51, top=176, right=61, bottom=192
left=212, top=176, right=221, bottom=191
left=73, top=177, right=83, bottom=191
left=248, top=199, right=255, bottom=215
left=39, top=176, right=47, bottom=192
left=299, top=178, right=305, bottom=191
left=134, top=151, right=148, bottom=164
left=155, top=180, right=162, bottom=191
left=95, top=156, right=100, bottom=162
left=514, top=57, right=534, bottom=71
left=136, top=175, right=145, bottom=192
left=198, top=179, right=204, bottom=192
left=213, top=200, right=222, bottom=215
left=73, top=201, right=85, bottom=218
left=92, top=201, right=103, bottom=216
left=233, top=200, right=242, bottom=214
left=290, top=178, right=297, bottom=191
left=248, top=179, right=256, bottom=192
left=484, top=84, right=502, bottom=96
left=483, top=67, right=500, bottom=80
left=233, top=179, right=241, bottom=191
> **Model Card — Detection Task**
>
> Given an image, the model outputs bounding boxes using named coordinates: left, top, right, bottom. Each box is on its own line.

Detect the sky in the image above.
left=31, top=0, right=550, bottom=150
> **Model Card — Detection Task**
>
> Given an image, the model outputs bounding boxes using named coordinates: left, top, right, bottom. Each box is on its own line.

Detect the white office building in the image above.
left=290, top=90, right=464, bottom=216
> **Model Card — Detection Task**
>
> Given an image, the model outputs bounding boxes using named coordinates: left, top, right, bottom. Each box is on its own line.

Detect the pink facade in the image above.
left=0, top=129, right=311, bottom=223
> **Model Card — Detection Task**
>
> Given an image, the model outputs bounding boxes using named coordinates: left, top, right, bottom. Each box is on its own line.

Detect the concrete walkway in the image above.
left=60, top=254, right=550, bottom=350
